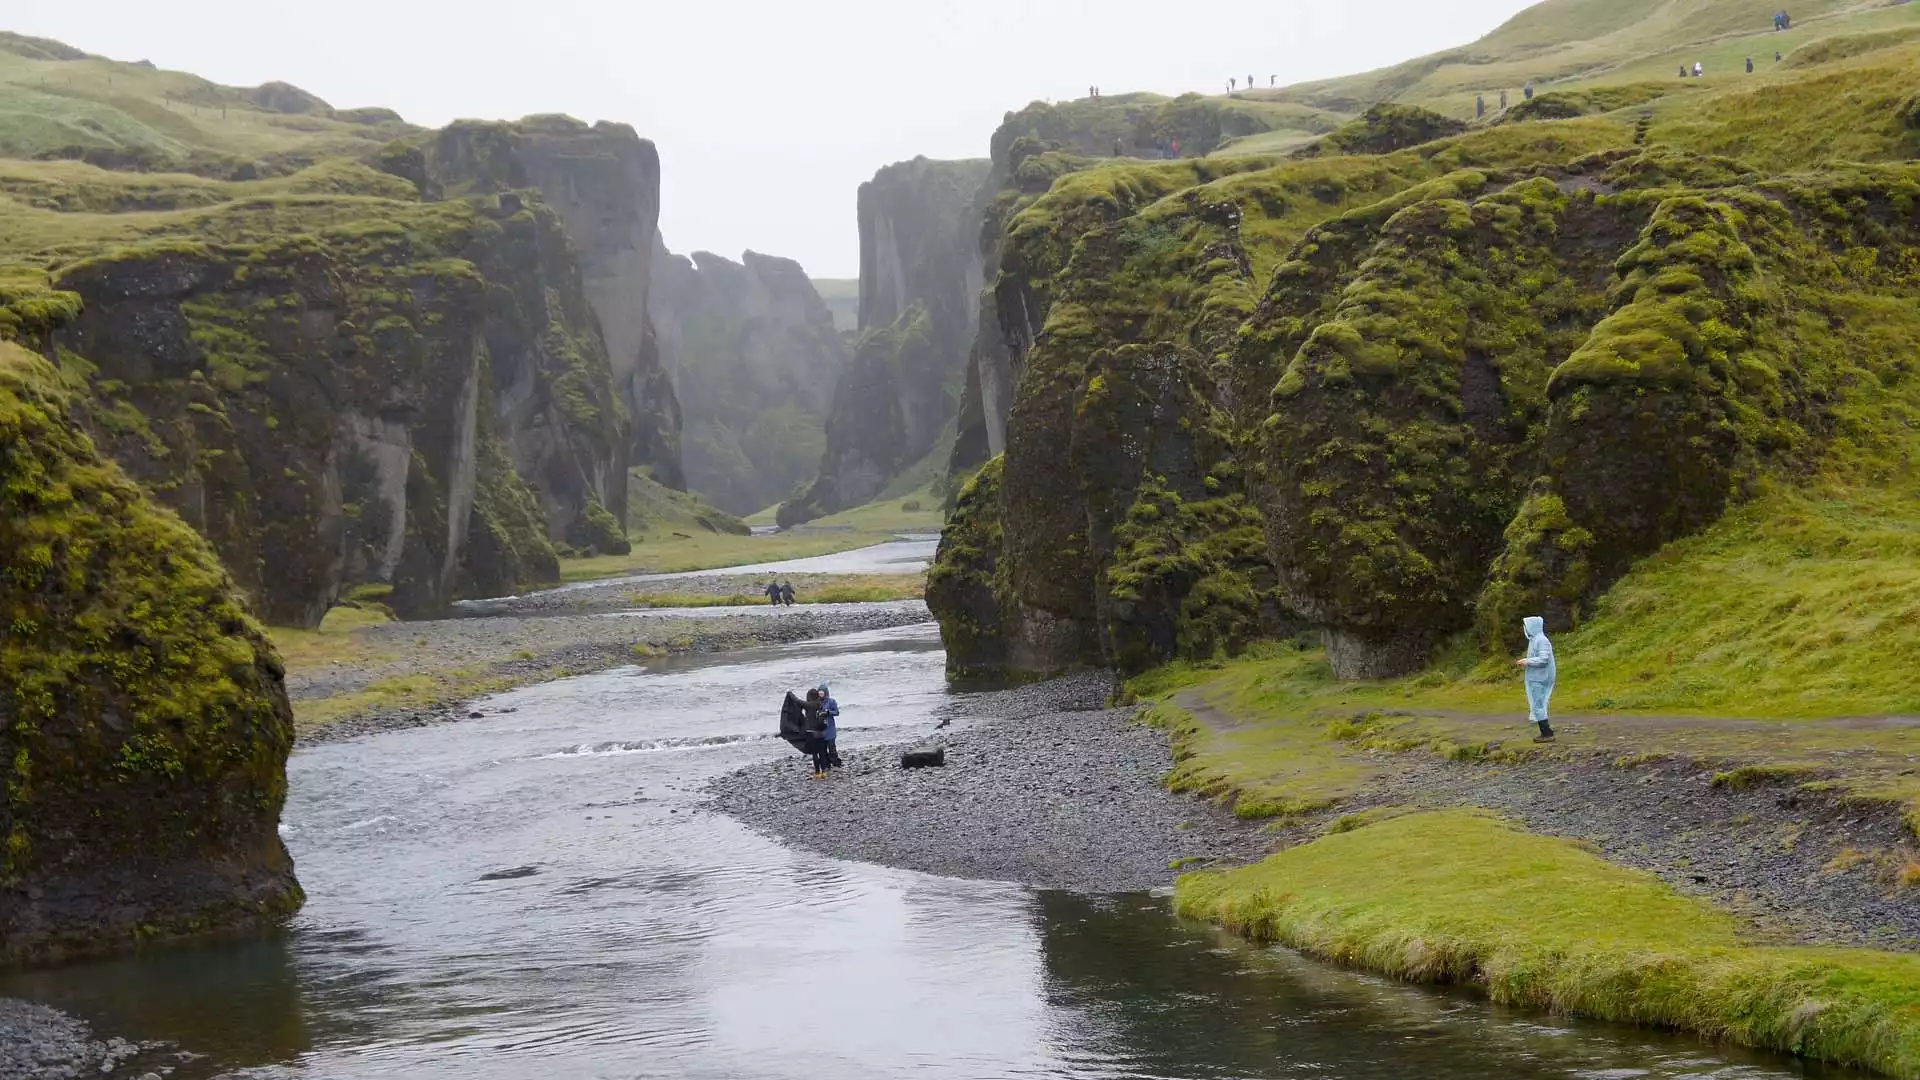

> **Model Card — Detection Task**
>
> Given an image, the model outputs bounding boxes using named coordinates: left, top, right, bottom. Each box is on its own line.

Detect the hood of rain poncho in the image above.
left=1521, top=617, right=1556, bottom=685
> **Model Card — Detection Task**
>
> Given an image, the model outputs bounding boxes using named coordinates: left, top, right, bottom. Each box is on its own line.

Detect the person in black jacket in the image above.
left=803, top=689, right=832, bottom=778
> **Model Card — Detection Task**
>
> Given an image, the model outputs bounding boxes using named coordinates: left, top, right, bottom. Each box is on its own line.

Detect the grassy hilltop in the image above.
left=929, top=0, right=1920, bottom=1071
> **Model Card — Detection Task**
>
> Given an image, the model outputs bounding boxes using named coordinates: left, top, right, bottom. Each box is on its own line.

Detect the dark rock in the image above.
left=0, top=344, right=300, bottom=965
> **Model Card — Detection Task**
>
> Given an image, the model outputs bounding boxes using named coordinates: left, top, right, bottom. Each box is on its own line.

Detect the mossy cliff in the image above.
left=0, top=342, right=301, bottom=965
left=780, top=157, right=989, bottom=525
left=948, top=93, right=1348, bottom=480
left=0, top=78, right=680, bottom=623
left=928, top=39, right=1920, bottom=681
left=650, top=244, right=846, bottom=515
left=426, top=116, right=684, bottom=490
left=35, top=179, right=624, bottom=625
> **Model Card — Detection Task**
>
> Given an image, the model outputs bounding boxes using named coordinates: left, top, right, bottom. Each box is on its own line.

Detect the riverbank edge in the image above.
left=292, top=606, right=935, bottom=745
left=1139, top=670, right=1920, bottom=1079
left=1173, top=809, right=1920, bottom=1079
left=704, top=671, right=1277, bottom=892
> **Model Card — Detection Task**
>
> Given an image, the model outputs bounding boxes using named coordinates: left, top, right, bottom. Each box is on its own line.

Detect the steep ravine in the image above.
left=650, top=242, right=847, bottom=516
left=780, top=156, right=989, bottom=525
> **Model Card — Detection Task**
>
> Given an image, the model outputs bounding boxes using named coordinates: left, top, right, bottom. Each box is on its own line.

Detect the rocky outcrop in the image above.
left=650, top=243, right=846, bottom=515
left=427, top=116, right=685, bottom=492
left=948, top=95, right=1321, bottom=482
left=780, top=157, right=988, bottom=525
left=42, top=170, right=625, bottom=625
left=0, top=108, right=686, bottom=627
left=0, top=342, right=301, bottom=965
left=927, top=103, right=1920, bottom=682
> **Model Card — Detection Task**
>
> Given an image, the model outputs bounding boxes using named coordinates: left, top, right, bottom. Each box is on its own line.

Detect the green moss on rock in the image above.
left=926, top=455, right=1014, bottom=682
left=0, top=341, right=301, bottom=965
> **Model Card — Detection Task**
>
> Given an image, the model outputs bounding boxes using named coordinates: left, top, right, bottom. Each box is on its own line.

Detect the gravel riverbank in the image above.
left=0, top=999, right=171, bottom=1079
left=707, top=673, right=1274, bottom=892
left=295, top=602, right=931, bottom=745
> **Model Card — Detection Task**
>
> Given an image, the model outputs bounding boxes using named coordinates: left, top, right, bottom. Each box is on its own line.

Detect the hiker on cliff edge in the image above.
left=1512, top=616, right=1557, bottom=742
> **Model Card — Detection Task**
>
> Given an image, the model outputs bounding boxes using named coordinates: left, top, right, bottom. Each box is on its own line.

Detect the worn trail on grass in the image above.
left=1175, top=692, right=1920, bottom=950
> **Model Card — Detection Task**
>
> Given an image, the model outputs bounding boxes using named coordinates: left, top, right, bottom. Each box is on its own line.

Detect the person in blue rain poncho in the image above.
left=816, top=683, right=841, bottom=769
left=1512, top=616, right=1557, bottom=741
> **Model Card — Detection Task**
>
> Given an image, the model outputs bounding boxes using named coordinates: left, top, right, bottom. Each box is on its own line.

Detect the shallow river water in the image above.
left=1, top=625, right=1854, bottom=1078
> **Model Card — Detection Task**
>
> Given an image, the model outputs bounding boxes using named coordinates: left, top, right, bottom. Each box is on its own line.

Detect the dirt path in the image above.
left=1174, top=692, right=1920, bottom=950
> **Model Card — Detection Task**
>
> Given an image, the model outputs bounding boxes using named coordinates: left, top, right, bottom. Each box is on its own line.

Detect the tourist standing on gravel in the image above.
left=816, top=683, right=841, bottom=769
left=804, top=689, right=832, bottom=777
left=1513, top=616, right=1557, bottom=741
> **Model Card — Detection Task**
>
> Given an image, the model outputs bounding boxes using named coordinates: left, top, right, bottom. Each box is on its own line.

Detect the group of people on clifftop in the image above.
left=1475, top=83, right=1534, bottom=117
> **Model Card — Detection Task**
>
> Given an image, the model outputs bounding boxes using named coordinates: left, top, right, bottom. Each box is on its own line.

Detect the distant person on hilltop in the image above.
left=1270, top=74, right=1277, bottom=86
left=1500, top=89, right=1508, bottom=109
left=1512, top=616, right=1558, bottom=742
left=1523, top=82, right=1535, bottom=100
left=1229, top=77, right=1238, bottom=91
left=1247, top=73, right=1254, bottom=90
left=1694, top=61, right=1705, bottom=77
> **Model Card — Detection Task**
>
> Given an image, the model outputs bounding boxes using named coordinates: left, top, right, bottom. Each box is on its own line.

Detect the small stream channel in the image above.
left=0, top=548, right=1862, bottom=1078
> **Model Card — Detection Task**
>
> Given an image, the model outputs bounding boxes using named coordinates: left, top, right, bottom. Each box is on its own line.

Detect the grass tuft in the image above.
left=1176, top=810, right=1920, bottom=1077
left=1712, top=764, right=1821, bottom=790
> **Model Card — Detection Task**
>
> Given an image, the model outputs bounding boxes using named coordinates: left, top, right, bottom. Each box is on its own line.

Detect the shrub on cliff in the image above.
left=0, top=342, right=301, bottom=964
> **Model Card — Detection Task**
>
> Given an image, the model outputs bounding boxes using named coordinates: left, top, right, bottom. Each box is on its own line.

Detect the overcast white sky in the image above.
left=13, top=1, right=1537, bottom=277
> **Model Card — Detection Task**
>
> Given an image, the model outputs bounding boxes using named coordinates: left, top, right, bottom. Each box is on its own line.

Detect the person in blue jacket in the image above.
left=1512, top=616, right=1557, bottom=741
left=816, top=683, right=841, bottom=768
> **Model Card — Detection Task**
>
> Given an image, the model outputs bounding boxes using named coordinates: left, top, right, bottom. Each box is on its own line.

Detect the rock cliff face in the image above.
left=779, top=157, right=989, bottom=524
left=42, top=175, right=623, bottom=625
left=927, top=101, right=1920, bottom=682
left=0, top=110, right=680, bottom=627
left=0, top=342, right=301, bottom=965
left=426, top=116, right=685, bottom=491
left=649, top=242, right=846, bottom=515
left=949, top=95, right=1325, bottom=480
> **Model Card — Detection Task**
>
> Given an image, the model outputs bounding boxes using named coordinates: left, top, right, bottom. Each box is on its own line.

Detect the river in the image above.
left=0, top=623, right=1852, bottom=1078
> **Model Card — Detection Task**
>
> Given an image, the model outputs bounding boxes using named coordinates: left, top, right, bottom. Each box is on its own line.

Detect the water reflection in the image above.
left=1034, top=891, right=1854, bottom=1078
